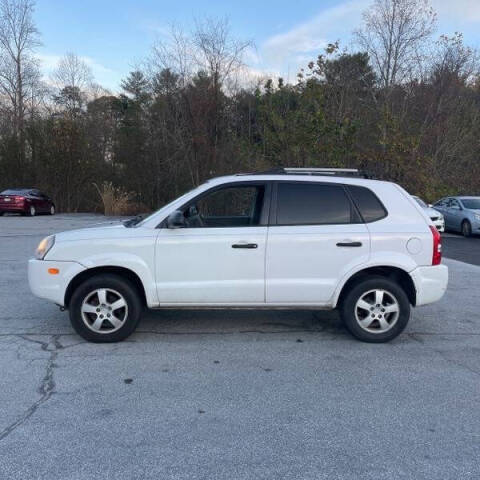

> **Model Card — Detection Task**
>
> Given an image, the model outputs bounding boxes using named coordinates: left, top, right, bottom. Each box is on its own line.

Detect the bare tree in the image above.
left=193, top=17, right=251, bottom=91
left=0, top=0, right=40, bottom=162
left=51, top=52, right=93, bottom=114
left=355, top=0, right=436, bottom=89
left=150, top=24, right=194, bottom=88
left=52, top=52, right=93, bottom=91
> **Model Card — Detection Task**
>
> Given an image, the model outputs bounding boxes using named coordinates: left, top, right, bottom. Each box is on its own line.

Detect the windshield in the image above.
left=461, top=198, right=480, bottom=210
left=135, top=184, right=205, bottom=227
left=413, top=196, right=428, bottom=208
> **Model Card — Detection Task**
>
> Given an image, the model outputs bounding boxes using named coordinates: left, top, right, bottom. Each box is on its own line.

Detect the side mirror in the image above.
left=166, top=210, right=186, bottom=229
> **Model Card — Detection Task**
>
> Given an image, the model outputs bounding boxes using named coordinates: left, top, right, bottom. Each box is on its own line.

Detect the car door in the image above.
left=435, top=198, right=450, bottom=228
left=433, top=198, right=447, bottom=217
left=29, top=190, right=45, bottom=212
left=155, top=182, right=270, bottom=305
left=447, top=198, right=463, bottom=231
left=265, top=182, right=370, bottom=305
left=38, top=192, right=51, bottom=212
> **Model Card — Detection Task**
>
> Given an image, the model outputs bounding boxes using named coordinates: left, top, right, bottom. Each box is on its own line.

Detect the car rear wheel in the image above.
left=69, top=274, right=143, bottom=342
left=340, top=276, right=411, bottom=343
left=462, top=220, right=472, bottom=237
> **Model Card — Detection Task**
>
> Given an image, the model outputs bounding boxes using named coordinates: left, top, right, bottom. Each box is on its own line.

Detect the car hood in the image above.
left=54, top=223, right=154, bottom=242
left=425, top=207, right=443, bottom=218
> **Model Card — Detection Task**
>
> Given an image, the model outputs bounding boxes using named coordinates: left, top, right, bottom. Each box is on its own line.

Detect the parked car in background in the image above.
left=29, top=168, right=448, bottom=344
left=0, top=188, right=55, bottom=216
left=412, top=195, right=445, bottom=232
left=433, top=196, right=480, bottom=237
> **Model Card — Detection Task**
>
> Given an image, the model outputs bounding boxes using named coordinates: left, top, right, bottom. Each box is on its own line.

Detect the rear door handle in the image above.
left=232, top=243, right=258, bottom=249
left=336, top=241, right=362, bottom=247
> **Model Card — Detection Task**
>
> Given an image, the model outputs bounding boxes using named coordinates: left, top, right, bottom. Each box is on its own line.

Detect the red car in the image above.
left=0, top=188, right=55, bottom=216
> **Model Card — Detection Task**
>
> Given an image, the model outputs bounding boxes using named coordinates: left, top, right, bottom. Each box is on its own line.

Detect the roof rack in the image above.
left=237, top=167, right=372, bottom=178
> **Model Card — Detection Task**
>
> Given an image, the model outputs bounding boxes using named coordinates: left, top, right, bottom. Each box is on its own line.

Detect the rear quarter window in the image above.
left=347, top=185, right=387, bottom=223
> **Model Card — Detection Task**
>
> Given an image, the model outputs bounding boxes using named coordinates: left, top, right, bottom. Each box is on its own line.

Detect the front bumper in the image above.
left=431, top=218, right=445, bottom=233
left=28, top=258, right=86, bottom=306
left=472, top=218, right=480, bottom=233
left=410, top=264, right=448, bottom=306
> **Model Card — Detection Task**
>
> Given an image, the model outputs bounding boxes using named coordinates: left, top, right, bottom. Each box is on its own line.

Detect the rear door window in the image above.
left=275, top=183, right=356, bottom=225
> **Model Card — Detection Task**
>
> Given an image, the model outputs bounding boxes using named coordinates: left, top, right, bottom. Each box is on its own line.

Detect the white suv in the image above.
left=28, top=168, right=448, bottom=343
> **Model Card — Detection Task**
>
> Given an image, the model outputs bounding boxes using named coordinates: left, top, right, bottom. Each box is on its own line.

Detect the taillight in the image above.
left=13, top=195, right=25, bottom=203
left=430, top=225, right=442, bottom=265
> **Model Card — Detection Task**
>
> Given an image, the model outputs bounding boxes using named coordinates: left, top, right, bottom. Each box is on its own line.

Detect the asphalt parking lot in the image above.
left=1, top=215, right=479, bottom=480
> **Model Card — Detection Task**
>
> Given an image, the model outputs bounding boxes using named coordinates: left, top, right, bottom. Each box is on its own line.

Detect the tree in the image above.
left=0, top=0, right=40, bottom=168
left=355, top=0, right=436, bottom=89
left=51, top=52, right=93, bottom=115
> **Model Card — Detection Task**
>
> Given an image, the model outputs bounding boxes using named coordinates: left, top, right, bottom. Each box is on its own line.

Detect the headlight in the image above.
left=35, top=235, right=55, bottom=260
left=474, top=214, right=480, bottom=221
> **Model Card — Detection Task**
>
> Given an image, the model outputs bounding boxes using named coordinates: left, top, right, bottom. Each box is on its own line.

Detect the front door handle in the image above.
left=336, top=241, right=362, bottom=247
left=232, top=243, right=258, bottom=249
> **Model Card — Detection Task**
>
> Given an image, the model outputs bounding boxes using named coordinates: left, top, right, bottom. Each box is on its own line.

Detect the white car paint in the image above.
left=28, top=174, right=448, bottom=312
left=265, top=223, right=370, bottom=304
left=155, top=226, right=267, bottom=304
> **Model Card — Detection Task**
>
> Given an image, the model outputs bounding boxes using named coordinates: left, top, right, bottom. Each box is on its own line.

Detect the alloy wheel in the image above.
left=354, top=289, right=400, bottom=334
left=81, top=288, right=128, bottom=334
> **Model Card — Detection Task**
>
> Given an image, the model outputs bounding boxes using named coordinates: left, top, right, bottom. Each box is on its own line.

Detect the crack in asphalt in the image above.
left=0, top=335, right=63, bottom=442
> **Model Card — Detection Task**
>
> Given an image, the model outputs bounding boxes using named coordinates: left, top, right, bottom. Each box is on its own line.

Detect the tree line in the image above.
left=0, top=0, right=479, bottom=213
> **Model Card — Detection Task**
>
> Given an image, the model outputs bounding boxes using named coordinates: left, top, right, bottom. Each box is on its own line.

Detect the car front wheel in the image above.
left=340, top=276, right=411, bottom=343
left=69, top=274, right=143, bottom=342
left=29, top=205, right=36, bottom=216
left=50, top=205, right=55, bottom=215
left=462, top=220, right=472, bottom=237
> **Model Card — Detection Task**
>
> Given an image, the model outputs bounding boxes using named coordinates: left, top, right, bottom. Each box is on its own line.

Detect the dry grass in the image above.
left=93, top=182, right=138, bottom=216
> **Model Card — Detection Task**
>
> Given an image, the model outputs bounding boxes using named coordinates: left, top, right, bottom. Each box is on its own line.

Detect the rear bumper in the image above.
left=28, top=258, right=86, bottom=306
left=0, top=204, right=27, bottom=213
left=410, top=264, right=448, bottom=306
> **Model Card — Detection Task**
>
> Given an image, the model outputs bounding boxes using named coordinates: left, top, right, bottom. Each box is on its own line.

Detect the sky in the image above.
left=35, top=0, right=480, bottom=92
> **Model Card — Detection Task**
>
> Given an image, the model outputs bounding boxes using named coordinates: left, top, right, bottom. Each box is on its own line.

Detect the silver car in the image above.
left=433, top=196, right=480, bottom=237
left=412, top=196, right=445, bottom=232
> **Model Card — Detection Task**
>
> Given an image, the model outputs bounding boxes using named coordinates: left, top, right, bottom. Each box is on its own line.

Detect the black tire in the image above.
left=50, top=205, right=55, bottom=215
left=340, top=276, right=411, bottom=343
left=462, top=220, right=472, bottom=237
left=69, top=274, right=143, bottom=342
left=29, top=205, right=36, bottom=216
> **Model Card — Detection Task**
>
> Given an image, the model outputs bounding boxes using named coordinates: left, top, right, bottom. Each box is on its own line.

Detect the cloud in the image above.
left=252, top=0, right=480, bottom=83
left=36, top=53, right=121, bottom=91
left=262, top=0, right=368, bottom=68
left=432, top=0, right=480, bottom=23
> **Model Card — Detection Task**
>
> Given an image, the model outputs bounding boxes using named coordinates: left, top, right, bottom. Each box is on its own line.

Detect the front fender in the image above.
left=78, top=253, right=159, bottom=307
